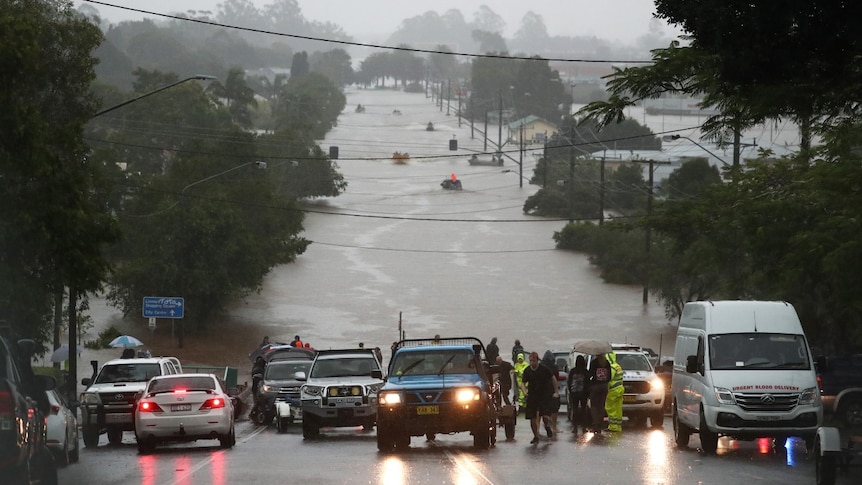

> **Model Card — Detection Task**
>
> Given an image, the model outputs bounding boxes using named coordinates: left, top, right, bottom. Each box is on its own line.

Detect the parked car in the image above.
left=815, top=354, right=862, bottom=427
left=258, top=357, right=313, bottom=428
left=134, top=373, right=236, bottom=454
left=550, top=350, right=570, bottom=405
left=0, top=333, right=58, bottom=485
left=79, top=356, right=182, bottom=447
left=299, top=348, right=384, bottom=439
left=45, top=388, right=79, bottom=465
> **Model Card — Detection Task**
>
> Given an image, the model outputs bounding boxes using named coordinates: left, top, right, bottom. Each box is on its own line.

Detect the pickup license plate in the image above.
left=417, top=405, right=439, bottom=415
left=171, top=404, right=192, bottom=412
left=623, top=395, right=637, bottom=403
left=757, top=415, right=780, bottom=421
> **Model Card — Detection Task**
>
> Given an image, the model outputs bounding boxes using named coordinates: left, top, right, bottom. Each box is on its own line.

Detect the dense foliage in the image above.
left=0, top=0, right=118, bottom=342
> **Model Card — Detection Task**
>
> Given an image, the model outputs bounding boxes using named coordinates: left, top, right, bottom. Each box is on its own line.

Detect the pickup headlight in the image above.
left=798, top=387, right=817, bottom=406
left=302, top=385, right=324, bottom=397
left=650, top=377, right=664, bottom=391
left=81, top=392, right=101, bottom=405
left=455, top=388, right=481, bottom=403
left=714, top=387, right=736, bottom=405
left=379, top=392, right=402, bottom=405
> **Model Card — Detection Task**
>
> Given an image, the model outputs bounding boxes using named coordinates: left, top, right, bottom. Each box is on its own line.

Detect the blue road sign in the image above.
left=143, top=297, right=185, bottom=319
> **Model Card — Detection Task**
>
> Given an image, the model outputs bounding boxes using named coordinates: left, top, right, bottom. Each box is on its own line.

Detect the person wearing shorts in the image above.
left=520, top=352, right=559, bottom=443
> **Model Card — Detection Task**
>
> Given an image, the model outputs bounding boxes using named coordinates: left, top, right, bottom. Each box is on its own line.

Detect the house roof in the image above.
left=507, top=115, right=556, bottom=130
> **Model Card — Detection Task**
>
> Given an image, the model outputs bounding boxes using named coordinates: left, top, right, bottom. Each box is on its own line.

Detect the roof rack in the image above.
left=394, top=337, right=485, bottom=352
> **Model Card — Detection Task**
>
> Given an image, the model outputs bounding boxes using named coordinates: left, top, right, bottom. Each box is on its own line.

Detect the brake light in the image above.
left=173, top=389, right=187, bottom=394
left=200, top=398, right=225, bottom=410
left=138, top=401, right=164, bottom=412
left=816, top=375, right=822, bottom=391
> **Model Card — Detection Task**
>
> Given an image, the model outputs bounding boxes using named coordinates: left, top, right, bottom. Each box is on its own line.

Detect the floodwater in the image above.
left=223, top=87, right=676, bottom=361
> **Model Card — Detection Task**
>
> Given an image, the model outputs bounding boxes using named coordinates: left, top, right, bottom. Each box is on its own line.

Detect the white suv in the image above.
left=299, top=349, right=384, bottom=439
left=570, top=345, right=665, bottom=427
left=79, top=357, right=182, bottom=447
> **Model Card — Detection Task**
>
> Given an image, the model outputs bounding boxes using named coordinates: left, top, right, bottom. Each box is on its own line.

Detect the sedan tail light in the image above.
left=199, top=398, right=225, bottom=410
left=138, top=401, right=164, bottom=412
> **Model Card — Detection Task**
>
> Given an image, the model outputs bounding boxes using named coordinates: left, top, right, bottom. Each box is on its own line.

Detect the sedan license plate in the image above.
left=171, top=404, right=192, bottom=412
left=417, top=405, right=439, bottom=415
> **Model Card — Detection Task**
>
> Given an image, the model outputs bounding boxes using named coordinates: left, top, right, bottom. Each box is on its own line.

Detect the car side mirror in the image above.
left=294, top=371, right=306, bottom=380
left=81, top=377, right=92, bottom=387
left=371, top=370, right=383, bottom=379
left=36, top=374, right=57, bottom=391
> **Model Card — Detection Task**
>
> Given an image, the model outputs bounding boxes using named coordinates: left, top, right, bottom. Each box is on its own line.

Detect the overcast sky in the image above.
left=78, top=0, right=682, bottom=44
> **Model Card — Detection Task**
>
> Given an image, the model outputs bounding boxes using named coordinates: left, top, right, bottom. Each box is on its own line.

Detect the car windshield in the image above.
left=95, top=363, right=160, bottom=383
left=392, top=349, right=476, bottom=376
left=709, top=333, right=811, bottom=370
left=148, top=376, right=216, bottom=393
left=311, top=357, right=378, bottom=378
left=266, top=361, right=311, bottom=380
left=616, top=353, right=653, bottom=371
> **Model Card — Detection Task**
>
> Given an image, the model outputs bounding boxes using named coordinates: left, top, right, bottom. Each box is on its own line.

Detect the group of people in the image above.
left=488, top=337, right=624, bottom=444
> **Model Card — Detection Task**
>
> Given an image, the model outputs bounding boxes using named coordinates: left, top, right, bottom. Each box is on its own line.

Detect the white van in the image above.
left=672, top=301, right=822, bottom=452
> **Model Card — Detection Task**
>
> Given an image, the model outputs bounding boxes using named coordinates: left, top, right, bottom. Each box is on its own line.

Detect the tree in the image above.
left=661, top=158, right=722, bottom=200
left=272, top=72, right=346, bottom=140
left=1, top=0, right=118, bottom=342
left=208, top=67, right=258, bottom=129
left=309, top=49, right=353, bottom=88
left=290, top=51, right=310, bottom=78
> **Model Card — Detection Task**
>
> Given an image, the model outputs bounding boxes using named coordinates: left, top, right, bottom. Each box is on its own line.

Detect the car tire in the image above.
left=395, top=430, right=410, bottom=450
left=82, top=426, right=99, bottom=448
left=673, top=404, right=691, bottom=448
left=107, top=428, right=123, bottom=445
left=302, top=415, right=320, bottom=439
left=376, top=424, right=396, bottom=452
left=136, top=436, right=155, bottom=455
left=473, top=419, right=491, bottom=450
left=651, top=411, right=665, bottom=428
left=69, top=435, right=79, bottom=464
left=699, top=410, right=719, bottom=453
left=57, top=438, right=71, bottom=466
left=219, top=426, right=235, bottom=449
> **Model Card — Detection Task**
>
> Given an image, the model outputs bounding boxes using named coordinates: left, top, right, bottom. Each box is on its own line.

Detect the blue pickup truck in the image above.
left=376, top=337, right=506, bottom=451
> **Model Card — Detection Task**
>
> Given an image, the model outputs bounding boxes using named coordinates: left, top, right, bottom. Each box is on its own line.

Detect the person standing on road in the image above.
left=567, top=355, right=590, bottom=433
left=520, top=352, right=558, bottom=444
left=495, top=355, right=514, bottom=405
left=541, top=350, right=561, bottom=436
left=486, top=337, right=500, bottom=363
left=605, top=352, right=624, bottom=432
left=588, top=353, right=611, bottom=434
left=513, top=353, right=529, bottom=410
left=511, top=339, right=524, bottom=362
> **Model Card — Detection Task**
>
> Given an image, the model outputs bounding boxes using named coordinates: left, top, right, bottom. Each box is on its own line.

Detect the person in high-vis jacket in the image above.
left=605, top=352, right=624, bottom=432
left=513, top=353, right=529, bottom=410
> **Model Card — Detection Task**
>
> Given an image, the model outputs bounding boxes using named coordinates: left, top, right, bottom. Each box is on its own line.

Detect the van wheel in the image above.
left=82, top=426, right=100, bottom=448
left=673, top=405, right=690, bottom=448
left=651, top=411, right=665, bottom=428
left=699, top=411, right=719, bottom=453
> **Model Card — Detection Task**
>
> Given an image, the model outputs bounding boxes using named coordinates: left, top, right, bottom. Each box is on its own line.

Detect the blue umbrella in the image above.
left=50, top=344, right=85, bottom=363
left=109, top=335, right=144, bottom=348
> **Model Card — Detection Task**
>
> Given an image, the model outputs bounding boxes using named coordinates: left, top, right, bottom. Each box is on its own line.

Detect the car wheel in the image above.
left=699, top=410, right=718, bottom=453
left=814, top=438, right=837, bottom=485
left=107, top=428, right=123, bottom=445
left=673, top=404, right=691, bottom=448
left=651, top=411, right=665, bottom=428
left=82, top=426, right=99, bottom=448
left=57, top=438, right=71, bottom=466
left=34, top=447, right=58, bottom=485
left=376, top=424, right=396, bottom=452
left=473, top=422, right=491, bottom=450
left=302, top=415, right=320, bottom=439
left=69, top=434, right=80, bottom=464
left=362, top=418, right=375, bottom=432
left=136, top=436, right=155, bottom=455
left=395, top=430, right=410, bottom=449
left=219, top=426, right=235, bottom=449
left=504, top=420, right=515, bottom=440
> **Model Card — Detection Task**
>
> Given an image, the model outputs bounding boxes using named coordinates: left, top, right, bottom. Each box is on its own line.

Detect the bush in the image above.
left=84, top=325, right=122, bottom=349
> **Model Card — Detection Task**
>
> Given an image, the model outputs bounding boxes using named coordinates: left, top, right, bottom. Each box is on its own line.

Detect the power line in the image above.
left=87, top=1, right=653, bottom=64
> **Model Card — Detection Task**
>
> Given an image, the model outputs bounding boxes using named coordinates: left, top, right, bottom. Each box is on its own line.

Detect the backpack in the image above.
left=569, top=373, right=585, bottom=394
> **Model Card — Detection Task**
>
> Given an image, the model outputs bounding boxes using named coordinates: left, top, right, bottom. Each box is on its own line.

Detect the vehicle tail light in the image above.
left=816, top=375, right=822, bottom=391
left=138, top=401, right=164, bottom=412
left=200, top=398, right=225, bottom=410
left=50, top=404, right=61, bottom=415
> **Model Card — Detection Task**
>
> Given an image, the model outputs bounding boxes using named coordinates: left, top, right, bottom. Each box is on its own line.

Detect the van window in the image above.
left=708, top=333, right=810, bottom=370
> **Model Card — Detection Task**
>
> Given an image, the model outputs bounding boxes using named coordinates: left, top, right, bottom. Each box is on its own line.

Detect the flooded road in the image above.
left=226, top=87, right=675, bottom=359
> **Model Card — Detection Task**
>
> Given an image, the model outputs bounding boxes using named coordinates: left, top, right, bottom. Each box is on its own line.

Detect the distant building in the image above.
left=507, top=116, right=559, bottom=145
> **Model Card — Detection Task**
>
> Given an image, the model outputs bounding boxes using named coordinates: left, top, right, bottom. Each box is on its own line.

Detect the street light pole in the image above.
left=92, top=74, right=216, bottom=118
left=66, top=74, right=216, bottom=406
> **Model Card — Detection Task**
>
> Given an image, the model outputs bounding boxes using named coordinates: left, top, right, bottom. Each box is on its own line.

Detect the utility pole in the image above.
left=568, top=123, right=575, bottom=224
left=446, top=79, right=451, bottom=116
left=519, top=123, right=524, bottom=188
left=599, top=150, right=606, bottom=225
left=643, top=160, right=654, bottom=305
left=498, top=90, right=503, bottom=155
